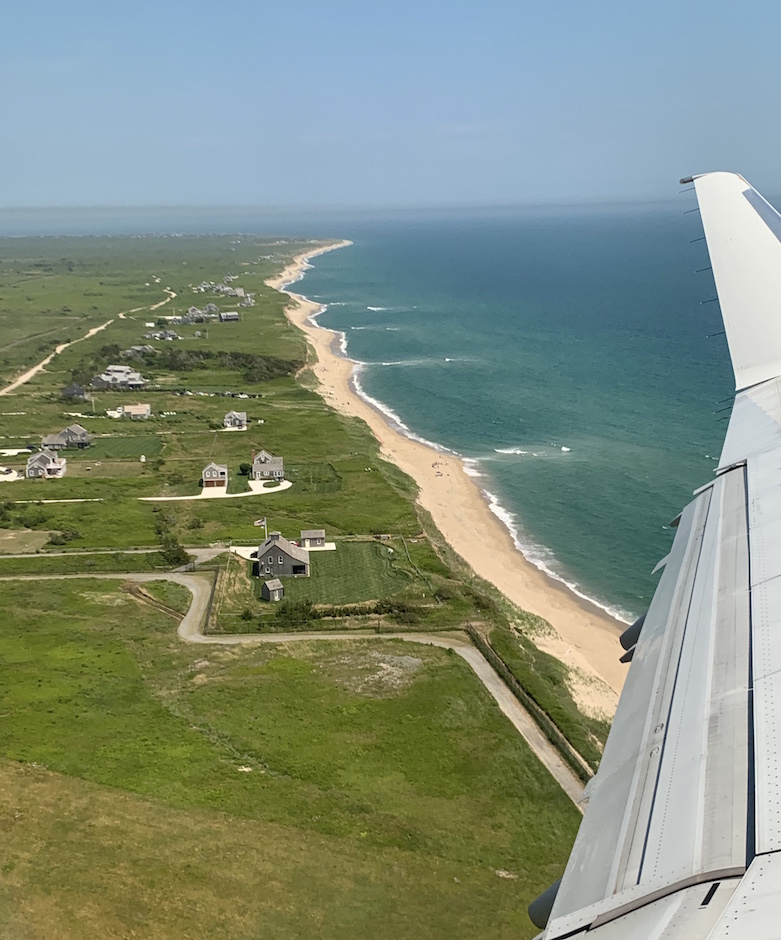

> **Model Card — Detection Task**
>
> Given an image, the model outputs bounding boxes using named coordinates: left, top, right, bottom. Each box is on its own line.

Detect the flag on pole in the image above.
left=254, top=518, right=267, bottom=527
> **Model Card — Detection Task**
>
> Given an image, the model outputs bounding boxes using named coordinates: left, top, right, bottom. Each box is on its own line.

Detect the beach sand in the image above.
left=267, top=242, right=625, bottom=716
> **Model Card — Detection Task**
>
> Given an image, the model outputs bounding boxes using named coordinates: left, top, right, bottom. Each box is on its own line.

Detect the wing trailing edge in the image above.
left=693, top=171, right=781, bottom=391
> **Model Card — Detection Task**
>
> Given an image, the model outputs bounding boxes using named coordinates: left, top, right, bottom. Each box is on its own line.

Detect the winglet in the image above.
left=692, top=171, right=781, bottom=390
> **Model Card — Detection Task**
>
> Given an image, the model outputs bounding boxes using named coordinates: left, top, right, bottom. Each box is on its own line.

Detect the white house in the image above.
left=223, top=410, right=247, bottom=430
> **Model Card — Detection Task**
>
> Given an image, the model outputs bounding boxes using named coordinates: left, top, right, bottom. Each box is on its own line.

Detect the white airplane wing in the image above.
left=531, top=172, right=781, bottom=939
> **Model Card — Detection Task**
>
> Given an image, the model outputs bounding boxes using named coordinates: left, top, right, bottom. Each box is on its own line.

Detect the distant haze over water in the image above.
left=1, top=203, right=736, bottom=619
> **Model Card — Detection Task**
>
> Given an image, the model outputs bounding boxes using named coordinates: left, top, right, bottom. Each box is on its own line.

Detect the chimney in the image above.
left=269, top=531, right=281, bottom=541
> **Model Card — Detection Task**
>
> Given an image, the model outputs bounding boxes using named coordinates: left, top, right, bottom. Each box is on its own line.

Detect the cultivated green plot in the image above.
left=78, top=435, right=164, bottom=459
left=0, top=579, right=578, bottom=939
left=262, top=541, right=413, bottom=605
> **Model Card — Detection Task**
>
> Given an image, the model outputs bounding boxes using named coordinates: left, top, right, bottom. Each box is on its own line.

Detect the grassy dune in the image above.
left=0, top=579, right=578, bottom=939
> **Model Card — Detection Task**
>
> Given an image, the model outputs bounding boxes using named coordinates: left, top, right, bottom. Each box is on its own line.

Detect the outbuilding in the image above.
left=300, top=529, right=326, bottom=548
left=261, top=579, right=285, bottom=602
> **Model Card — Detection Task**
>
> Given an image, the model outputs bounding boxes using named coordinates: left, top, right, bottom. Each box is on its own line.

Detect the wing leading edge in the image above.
left=534, top=173, right=781, bottom=939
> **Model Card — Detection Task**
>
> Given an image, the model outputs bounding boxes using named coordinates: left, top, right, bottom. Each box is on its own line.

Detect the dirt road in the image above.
left=0, top=319, right=114, bottom=396
left=0, top=570, right=586, bottom=807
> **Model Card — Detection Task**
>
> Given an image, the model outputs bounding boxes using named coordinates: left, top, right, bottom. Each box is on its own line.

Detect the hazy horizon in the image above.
left=4, top=1, right=781, bottom=208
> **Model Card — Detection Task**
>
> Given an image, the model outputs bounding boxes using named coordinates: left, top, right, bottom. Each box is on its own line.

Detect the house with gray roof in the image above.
left=91, top=364, right=147, bottom=391
left=223, top=410, right=247, bottom=430
left=251, top=449, right=284, bottom=481
left=42, top=424, right=91, bottom=450
left=26, top=449, right=66, bottom=479
left=256, top=532, right=309, bottom=578
left=219, top=311, right=240, bottom=322
left=61, top=383, right=87, bottom=400
left=201, top=462, right=228, bottom=488
left=261, top=578, right=284, bottom=602
left=300, top=529, right=326, bottom=548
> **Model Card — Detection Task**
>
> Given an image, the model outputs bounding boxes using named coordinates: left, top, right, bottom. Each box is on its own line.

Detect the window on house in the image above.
left=268, top=556, right=273, bottom=563
left=278, top=556, right=283, bottom=564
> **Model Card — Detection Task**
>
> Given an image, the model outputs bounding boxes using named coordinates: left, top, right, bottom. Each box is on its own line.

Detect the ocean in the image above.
left=0, top=203, right=735, bottom=619
left=290, top=205, right=734, bottom=621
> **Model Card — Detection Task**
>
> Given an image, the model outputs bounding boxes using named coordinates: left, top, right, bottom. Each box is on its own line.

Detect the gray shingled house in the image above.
left=201, top=462, right=228, bottom=488
left=256, top=532, right=309, bottom=578
left=251, top=449, right=284, bottom=481
left=42, top=424, right=91, bottom=450
left=61, top=383, right=87, bottom=400
left=261, top=579, right=284, bottom=602
left=26, top=449, right=67, bottom=479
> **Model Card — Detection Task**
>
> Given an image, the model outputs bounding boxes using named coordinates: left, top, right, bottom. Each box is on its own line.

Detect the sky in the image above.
left=2, top=0, right=781, bottom=208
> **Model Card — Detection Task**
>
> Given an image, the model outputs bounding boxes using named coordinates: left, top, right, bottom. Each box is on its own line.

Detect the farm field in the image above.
left=0, top=579, right=579, bottom=940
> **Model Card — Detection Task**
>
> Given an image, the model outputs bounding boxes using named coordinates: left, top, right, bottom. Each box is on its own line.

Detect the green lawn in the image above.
left=0, top=551, right=173, bottom=576
left=260, top=541, right=414, bottom=605
left=79, top=435, right=164, bottom=458
left=0, top=579, right=579, bottom=939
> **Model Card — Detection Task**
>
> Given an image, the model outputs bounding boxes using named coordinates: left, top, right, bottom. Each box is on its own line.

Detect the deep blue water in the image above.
left=293, top=206, right=734, bottom=619
left=0, top=203, right=735, bottom=619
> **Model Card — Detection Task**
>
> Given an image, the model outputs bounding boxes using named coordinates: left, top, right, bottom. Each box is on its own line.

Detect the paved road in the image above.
left=0, top=569, right=586, bottom=808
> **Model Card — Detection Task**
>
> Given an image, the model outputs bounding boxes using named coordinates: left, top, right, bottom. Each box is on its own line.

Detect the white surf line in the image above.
left=0, top=569, right=585, bottom=807
left=0, top=319, right=115, bottom=396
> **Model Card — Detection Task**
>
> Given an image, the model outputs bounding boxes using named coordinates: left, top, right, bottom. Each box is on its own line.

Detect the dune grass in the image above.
left=0, top=578, right=578, bottom=939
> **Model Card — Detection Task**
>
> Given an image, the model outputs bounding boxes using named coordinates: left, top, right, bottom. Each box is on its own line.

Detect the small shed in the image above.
left=261, top=578, right=284, bottom=602
left=300, top=529, right=326, bottom=548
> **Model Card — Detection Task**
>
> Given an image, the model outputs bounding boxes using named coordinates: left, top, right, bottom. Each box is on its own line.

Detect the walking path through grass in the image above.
left=0, top=317, right=115, bottom=395
left=0, top=568, right=585, bottom=806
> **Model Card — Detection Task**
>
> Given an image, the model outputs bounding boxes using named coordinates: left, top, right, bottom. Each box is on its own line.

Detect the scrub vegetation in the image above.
left=0, top=579, right=578, bottom=939
left=0, top=235, right=600, bottom=937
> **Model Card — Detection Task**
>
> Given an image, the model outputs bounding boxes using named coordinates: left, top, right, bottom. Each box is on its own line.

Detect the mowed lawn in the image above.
left=0, top=579, right=579, bottom=940
left=79, top=435, right=164, bottom=459
left=267, top=541, right=413, bottom=605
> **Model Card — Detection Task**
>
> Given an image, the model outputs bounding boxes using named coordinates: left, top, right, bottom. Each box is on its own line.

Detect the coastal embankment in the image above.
left=267, top=242, right=625, bottom=712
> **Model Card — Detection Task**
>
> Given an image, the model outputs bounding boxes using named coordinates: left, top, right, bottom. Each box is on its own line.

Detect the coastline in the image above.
left=267, top=242, right=625, bottom=713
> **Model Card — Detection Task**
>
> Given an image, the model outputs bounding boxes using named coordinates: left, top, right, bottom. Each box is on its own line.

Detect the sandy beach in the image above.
left=267, top=242, right=626, bottom=715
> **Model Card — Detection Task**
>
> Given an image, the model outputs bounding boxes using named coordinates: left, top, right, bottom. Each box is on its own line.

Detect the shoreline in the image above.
left=267, top=242, right=626, bottom=712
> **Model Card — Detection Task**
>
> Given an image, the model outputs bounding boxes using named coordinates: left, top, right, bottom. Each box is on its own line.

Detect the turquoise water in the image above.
left=292, top=206, right=734, bottom=620
left=0, top=203, right=735, bottom=619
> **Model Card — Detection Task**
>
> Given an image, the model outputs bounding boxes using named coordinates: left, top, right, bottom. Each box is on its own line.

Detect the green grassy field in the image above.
left=0, top=551, right=172, bottom=576
left=80, top=434, right=164, bottom=458
left=0, top=579, right=578, bottom=939
left=257, top=541, right=413, bottom=605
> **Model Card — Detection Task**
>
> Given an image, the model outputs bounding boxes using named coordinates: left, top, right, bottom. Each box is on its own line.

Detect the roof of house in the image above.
left=121, top=403, right=151, bottom=416
left=253, top=450, right=283, bottom=467
left=264, top=579, right=283, bottom=591
left=301, top=529, right=326, bottom=539
left=27, top=448, right=64, bottom=467
left=257, top=532, right=309, bottom=565
left=225, top=410, right=247, bottom=421
left=202, top=461, right=228, bottom=474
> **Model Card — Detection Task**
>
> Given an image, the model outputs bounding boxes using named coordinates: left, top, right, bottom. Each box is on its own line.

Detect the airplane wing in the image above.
left=531, top=172, right=781, bottom=939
